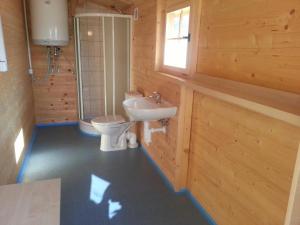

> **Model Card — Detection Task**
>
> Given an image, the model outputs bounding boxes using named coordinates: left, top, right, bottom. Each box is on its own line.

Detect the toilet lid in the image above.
left=91, top=115, right=125, bottom=125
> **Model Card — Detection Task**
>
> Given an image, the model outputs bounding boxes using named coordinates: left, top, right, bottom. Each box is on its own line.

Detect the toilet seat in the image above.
left=91, top=115, right=130, bottom=151
left=92, top=115, right=125, bottom=126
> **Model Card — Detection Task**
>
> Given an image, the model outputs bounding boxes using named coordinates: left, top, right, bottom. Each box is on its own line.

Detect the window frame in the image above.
left=161, top=2, right=192, bottom=76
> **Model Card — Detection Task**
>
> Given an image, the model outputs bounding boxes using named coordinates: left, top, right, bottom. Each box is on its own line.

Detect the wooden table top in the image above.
left=0, top=179, right=61, bottom=225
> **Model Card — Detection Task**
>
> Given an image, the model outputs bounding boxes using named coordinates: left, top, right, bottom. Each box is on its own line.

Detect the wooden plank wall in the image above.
left=32, top=46, right=78, bottom=124
left=31, top=2, right=78, bottom=124
left=0, top=0, right=35, bottom=184
left=132, top=0, right=182, bottom=185
left=192, top=1, right=300, bottom=223
left=31, top=1, right=119, bottom=124
left=285, top=147, right=300, bottom=225
left=131, top=0, right=300, bottom=224
left=197, top=0, right=300, bottom=94
left=188, top=92, right=300, bottom=225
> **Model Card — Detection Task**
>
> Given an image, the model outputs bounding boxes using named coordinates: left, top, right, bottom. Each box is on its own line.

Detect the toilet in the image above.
left=91, top=92, right=142, bottom=151
left=91, top=115, right=131, bottom=151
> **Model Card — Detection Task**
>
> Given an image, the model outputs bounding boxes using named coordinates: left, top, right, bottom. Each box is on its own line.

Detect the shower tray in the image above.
left=79, top=119, right=100, bottom=136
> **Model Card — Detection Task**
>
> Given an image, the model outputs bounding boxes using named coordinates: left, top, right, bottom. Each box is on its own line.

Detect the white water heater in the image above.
left=29, top=0, right=69, bottom=46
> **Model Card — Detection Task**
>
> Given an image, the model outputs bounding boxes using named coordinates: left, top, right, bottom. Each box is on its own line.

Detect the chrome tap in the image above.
left=149, top=91, right=161, bottom=104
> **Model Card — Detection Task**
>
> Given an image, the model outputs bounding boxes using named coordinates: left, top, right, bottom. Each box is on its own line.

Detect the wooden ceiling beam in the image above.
left=77, top=0, right=86, bottom=7
left=88, top=0, right=121, bottom=12
left=70, top=0, right=134, bottom=15
left=116, top=0, right=133, bottom=5
left=112, top=0, right=134, bottom=13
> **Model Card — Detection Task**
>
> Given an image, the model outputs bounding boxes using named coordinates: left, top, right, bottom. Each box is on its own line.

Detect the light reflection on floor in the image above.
left=23, top=126, right=210, bottom=225
left=90, top=174, right=110, bottom=204
left=90, top=174, right=122, bottom=220
left=108, top=200, right=122, bottom=219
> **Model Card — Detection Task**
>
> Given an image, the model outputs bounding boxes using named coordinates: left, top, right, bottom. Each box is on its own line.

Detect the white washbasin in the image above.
left=123, top=97, right=177, bottom=121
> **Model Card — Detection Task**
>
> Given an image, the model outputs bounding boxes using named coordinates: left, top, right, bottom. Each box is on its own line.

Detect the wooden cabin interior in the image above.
left=0, top=0, right=300, bottom=225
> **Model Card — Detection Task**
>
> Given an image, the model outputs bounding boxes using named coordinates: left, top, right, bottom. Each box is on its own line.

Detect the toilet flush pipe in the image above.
left=23, top=0, right=34, bottom=77
left=112, top=121, right=135, bottom=148
left=127, top=131, right=138, bottom=149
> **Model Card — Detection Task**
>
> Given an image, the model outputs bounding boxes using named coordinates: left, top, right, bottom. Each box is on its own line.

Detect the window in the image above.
left=163, top=6, right=190, bottom=70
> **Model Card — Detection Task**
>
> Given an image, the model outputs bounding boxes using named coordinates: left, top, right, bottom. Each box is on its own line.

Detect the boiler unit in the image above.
left=29, top=0, right=69, bottom=76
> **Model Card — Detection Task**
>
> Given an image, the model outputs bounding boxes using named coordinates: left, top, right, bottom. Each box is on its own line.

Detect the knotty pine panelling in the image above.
left=32, top=44, right=77, bottom=124
left=188, top=92, right=300, bottom=225
left=197, top=0, right=300, bottom=94
left=132, top=0, right=181, bottom=184
left=31, top=3, right=78, bottom=124
left=135, top=76, right=181, bottom=184
left=132, top=0, right=300, bottom=224
left=0, top=0, right=35, bottom=184
left=31, top=1, right=120, bottom=124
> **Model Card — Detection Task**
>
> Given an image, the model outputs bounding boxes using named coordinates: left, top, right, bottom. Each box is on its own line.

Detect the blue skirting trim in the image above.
left=141, top=146, right=177, bottom=193
left=141, top=145, right=218, bottom=225
left=185, top=191, right=218, bottom=225
left=36, top=121, right=79, bottom=128
left=16, top=127, right=37, bottom=183
left=17, top=122, right=78, bottom=183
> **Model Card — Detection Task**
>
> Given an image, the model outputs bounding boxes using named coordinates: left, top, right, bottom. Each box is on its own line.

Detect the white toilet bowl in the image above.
left=91, top=115, right=132, bottom=151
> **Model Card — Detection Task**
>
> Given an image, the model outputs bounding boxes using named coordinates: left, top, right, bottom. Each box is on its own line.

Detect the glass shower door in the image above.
left=77, top=16, right=105, bottom=120
left=75, top=15, right=131, bottom=121
left=103, top=16, right=131, bottom=117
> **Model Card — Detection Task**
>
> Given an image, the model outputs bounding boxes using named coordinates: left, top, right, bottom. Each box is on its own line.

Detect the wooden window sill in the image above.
left=156, top=72, right=300, bottom=127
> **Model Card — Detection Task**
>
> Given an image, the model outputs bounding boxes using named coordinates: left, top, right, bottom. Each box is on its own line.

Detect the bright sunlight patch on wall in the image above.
left=14, top=129, right=24, bottom=163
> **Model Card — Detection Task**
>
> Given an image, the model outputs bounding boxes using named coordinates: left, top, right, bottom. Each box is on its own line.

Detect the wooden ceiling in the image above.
left=72, top=0, right=134, bottom=13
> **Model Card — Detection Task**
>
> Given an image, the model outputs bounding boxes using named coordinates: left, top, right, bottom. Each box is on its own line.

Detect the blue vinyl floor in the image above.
left=22, top=125, right=210, bottom=225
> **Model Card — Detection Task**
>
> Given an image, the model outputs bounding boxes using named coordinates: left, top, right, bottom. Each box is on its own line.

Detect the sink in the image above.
left=123, top=96, right=177, bottom=144
left=123, top=97, right=177, bottom=121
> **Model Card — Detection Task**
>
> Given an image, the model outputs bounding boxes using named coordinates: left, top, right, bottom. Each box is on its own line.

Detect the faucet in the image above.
left=149, top=91, right=161, bottom=104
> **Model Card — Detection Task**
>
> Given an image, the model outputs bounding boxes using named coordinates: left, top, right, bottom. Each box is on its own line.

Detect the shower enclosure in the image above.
left=74, top=13, right=131, bottom=133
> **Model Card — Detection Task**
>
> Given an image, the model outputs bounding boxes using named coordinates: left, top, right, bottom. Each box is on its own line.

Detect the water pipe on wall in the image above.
left=23, top=0, right=34, bottom=78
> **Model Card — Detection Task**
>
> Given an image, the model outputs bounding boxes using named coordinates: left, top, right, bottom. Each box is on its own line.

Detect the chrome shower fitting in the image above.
left=47, top=46, right=61, bottom=77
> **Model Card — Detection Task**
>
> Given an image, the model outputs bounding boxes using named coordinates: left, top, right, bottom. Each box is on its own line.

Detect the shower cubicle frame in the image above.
left=74, top=13, right=133, bottom=120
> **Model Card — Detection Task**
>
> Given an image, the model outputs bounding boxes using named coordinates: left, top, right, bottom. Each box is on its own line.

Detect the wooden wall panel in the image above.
left=31, top=1, right=120, bottom=124
left=135, top=76, right=181, bottom=185
left=31, top=2, right=78, bottom=124
left=196, top=0, right=300, bottom=94
left=131, top=0, right=300, bottom=223
left=188, top=92, right=300, bottom=225
left=0, top=0, right=35, bottom=184
left=132, top=0, right=182, bottom=185
left=285, top=145, right=300, bottom=225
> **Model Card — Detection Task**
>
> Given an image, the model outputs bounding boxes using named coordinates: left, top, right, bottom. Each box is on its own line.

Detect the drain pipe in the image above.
left=23, top=0, right=34, bottom=78
left=144, top=121, right=167, bottom=145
